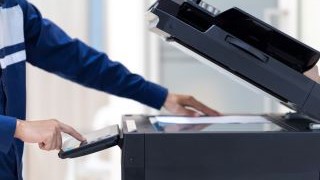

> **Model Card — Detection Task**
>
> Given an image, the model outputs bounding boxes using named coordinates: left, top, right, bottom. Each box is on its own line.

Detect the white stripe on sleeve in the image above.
left=0, top=50, right=26, bottom=69
left=0, top=5, right=25, bottom=49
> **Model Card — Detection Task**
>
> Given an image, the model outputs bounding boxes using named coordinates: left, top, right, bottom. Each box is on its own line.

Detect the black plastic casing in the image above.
left=121, top=115, right=320, bottom=180
left=148, top=0, right=320, bottom=120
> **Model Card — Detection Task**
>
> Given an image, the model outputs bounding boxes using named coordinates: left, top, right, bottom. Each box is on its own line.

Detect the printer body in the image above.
left=121, top=115, right=320, bottom=180
left=119, top=0, right=320, bottom=179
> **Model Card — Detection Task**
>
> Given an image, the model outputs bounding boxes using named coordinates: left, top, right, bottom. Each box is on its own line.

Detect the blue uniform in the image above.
left=0, top=0, right=168, bottom=179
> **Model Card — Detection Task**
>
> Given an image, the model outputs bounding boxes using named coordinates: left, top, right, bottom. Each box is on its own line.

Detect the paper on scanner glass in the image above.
left=59, top=0, right=320, bottom=180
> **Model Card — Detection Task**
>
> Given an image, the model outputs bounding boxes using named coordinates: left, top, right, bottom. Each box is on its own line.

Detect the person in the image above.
left=0, top=0, right=220, bottom=179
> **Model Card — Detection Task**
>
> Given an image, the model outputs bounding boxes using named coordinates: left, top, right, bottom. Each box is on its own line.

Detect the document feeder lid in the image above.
left=147, top=0, right=320, bottom=120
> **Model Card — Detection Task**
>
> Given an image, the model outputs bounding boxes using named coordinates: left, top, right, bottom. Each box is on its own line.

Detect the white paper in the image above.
left=153, top=116, right=269, bottom=124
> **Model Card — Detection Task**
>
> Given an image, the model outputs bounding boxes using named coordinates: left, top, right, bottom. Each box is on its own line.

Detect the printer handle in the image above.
left=226, top=36, right=269, bottom=63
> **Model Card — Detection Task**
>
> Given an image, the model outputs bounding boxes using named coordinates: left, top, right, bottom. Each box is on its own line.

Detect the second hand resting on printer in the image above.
left=304, top=65, right=320, bottom=83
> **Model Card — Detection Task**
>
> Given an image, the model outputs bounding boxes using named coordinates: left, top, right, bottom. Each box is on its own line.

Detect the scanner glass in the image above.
left=150, top=116, right=284, bottom=132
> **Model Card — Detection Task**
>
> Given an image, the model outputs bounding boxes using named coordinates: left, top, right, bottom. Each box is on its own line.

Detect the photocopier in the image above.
left=61, top=0, right=320, bottom=179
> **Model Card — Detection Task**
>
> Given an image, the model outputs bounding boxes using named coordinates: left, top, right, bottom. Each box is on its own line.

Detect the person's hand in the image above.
left=14, top=119, right=86, bottom=151
left=304, top=65, right=320, bottom=83
left=164, top=93, right=221, bottom=116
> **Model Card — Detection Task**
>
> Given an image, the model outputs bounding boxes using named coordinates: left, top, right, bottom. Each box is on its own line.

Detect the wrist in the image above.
left=14, top=119, right=24, bottom=139
left=164, top=93, right=173, bottom=109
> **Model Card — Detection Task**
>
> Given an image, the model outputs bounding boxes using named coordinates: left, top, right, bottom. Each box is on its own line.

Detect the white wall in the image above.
left=301, top=0, right=320, bottom=51
left=25, top=0, right=150, bottom=180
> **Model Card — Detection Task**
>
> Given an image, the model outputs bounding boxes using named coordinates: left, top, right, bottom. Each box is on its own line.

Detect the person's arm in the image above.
left=18, top=1, right=220, bottom=116
left=7, top=0, right=219, bottom=153
left=20, top=1, right=167, bottom=110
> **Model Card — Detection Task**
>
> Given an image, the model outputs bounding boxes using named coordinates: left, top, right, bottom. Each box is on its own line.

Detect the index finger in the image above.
left=59, top=122, right=86, bottom=142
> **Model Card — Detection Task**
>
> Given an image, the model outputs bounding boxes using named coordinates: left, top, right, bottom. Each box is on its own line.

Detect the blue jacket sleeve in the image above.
left=0, top=115, right=16, bottom=153
left=19, top=1, right=168, bottom=109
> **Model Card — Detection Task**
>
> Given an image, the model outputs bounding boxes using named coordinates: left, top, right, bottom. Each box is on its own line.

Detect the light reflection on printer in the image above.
left=150, top=116, right=284, bottom=132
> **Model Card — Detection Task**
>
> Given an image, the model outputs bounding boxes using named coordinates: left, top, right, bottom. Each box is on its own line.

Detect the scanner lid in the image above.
left=147, top=0, right=320, bottom=119
left=212, top=8, right=319, bottom=73
left=148, top=0, right=320, bottom=72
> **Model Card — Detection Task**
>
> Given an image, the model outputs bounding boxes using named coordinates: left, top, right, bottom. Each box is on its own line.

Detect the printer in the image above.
left=62, top=0, right=320, bottom=179
left=120, top=1, right=320, bottom=180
